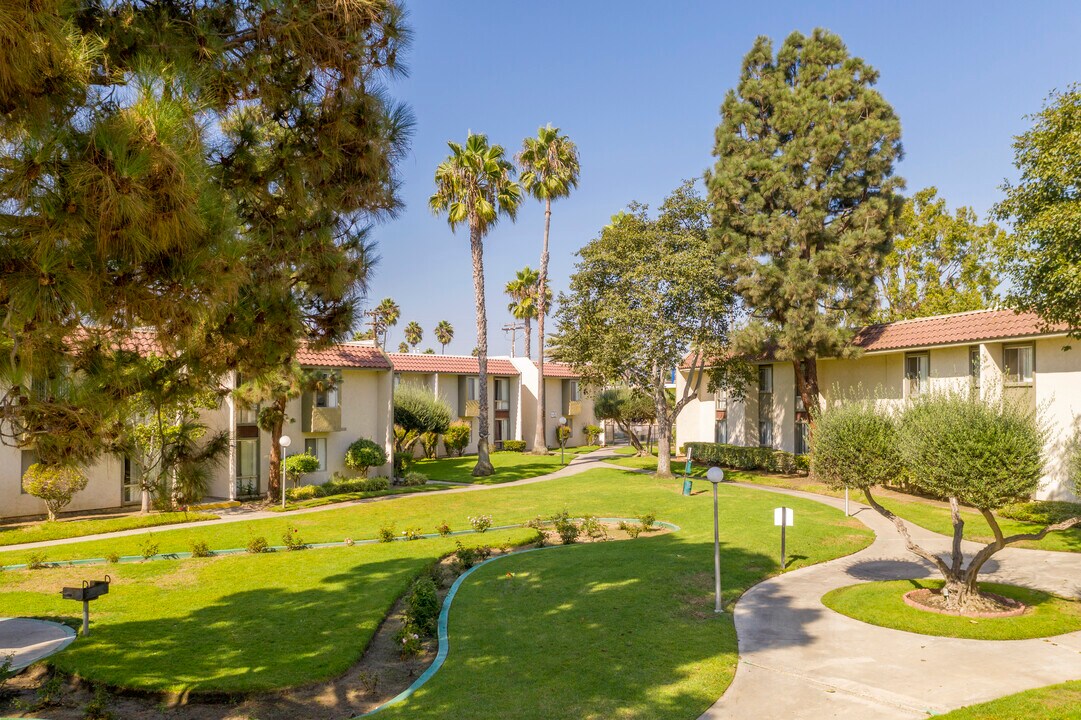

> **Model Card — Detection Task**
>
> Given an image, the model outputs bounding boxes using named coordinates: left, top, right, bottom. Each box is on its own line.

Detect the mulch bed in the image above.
left=902, top=588, right=1028, bottom=618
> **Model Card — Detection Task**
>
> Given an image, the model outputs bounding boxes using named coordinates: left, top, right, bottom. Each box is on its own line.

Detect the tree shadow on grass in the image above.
left=369, top=534, right=816, bottom=720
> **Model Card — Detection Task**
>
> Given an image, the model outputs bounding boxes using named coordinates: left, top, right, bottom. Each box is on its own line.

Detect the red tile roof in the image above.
left=853, top=309, right=1067, bottom=352
left=680, top=310, right=1069, bottom=368
left=388, top=353, right=519, bottom=376
left=296, top=343, right=392, bottom=370
left=538, top=361, right=581, bottom=378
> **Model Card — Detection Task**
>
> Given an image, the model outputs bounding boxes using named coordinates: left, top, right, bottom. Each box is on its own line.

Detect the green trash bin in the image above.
left=682, top=479, right=693, bottom=496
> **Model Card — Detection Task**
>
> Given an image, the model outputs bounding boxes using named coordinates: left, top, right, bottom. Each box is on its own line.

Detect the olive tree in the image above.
left=814, top=393, right=1080, bottom=612
left=22, top=464, right=88, bottom=522
left=393, top=384, right=452, bottom=474
left=593, top=388, right=656, bottom=457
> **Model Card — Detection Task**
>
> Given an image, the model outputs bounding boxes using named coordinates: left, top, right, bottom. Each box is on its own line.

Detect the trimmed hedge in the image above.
left=682, top=442, right=808, bottom=475
left=286, top=476, right=391, bottom=501
left=501, top=440, right=527, bottom=452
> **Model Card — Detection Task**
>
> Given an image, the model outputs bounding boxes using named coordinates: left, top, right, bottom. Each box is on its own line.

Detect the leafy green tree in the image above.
left=593, top=388, right=656, bottom=456
left=393, top=384, right=452, bottom=474
left=22, top=464, right=88, bottom=522
left=404, top=321, right=423, bottom=350
left=443, top=421, right=471, bottom=457
left=708, top=29, right=904, bottom=420
left=519, top=125, right=580, bottom=455
left=554, top=182, right=738, bottom=477
left=345, top=438, right=388, bottom=477
left=434, top=320, right=454, bottom=354
left=430, top=133, right=521, bottom=476
left=994, top=86, right=1081, bottom=335
left=878, top=187, right=1007, bottom=321
left=374, top=298, right=402, bottom=349
left=0, top=1, right=411, bottom=477
left=283, top=452, right=320, bottom=489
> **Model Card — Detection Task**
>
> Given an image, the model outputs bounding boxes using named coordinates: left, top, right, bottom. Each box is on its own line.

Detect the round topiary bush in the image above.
left=22, top=463, right=88, bottom=521
left=345, top=438, right=387, bottom=477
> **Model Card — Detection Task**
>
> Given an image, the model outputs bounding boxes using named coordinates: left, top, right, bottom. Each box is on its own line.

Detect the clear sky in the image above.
left=364, top=1, right=1081, bottom=355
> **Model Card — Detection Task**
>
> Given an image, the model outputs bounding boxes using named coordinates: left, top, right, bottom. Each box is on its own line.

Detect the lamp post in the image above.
left=558, top=416, right=568, bottom=465
left=706, top=466, right=725, bottom=613
left=279, top=435, right=292, bottom=510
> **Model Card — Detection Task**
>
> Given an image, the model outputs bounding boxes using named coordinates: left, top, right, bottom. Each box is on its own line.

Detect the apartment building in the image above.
left=675, top=309, right=1079, bottom=501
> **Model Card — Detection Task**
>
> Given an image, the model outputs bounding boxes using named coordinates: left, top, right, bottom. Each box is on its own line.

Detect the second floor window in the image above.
left=494, top=377, right=509, bottom=411
left=905, top=353, right=929, bottom=398
left=314, top=387, right=338, bottom=408
left=1003, top=344, right=1034, bottom=385
left=466, top=376, right=479, bottom=402
left=715, top=390, right=727, bottom=412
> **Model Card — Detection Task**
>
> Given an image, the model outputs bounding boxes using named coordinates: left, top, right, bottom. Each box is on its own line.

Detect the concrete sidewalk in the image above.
left=0, top=618, right=75, bottom=671
left=699, top=483, right=1081, bottom=719
left=0, top=448, right=626, bottom=555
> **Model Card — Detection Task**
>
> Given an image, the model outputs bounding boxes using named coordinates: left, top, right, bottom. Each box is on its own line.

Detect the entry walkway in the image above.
left=699, top=483, right=1081, bottom=719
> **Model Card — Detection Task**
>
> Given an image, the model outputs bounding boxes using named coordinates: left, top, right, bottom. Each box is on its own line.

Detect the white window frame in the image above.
left=466, top=376, right=479, bottom=402
left=1003, top=344, right=1034, bottom=386
left=303, top=438, right=328, bottom=471
left=494, top=377, right=510, bottom=411
left=758, top=365, right=773, bottom=448
left=905, top=352, right=929, bottom=399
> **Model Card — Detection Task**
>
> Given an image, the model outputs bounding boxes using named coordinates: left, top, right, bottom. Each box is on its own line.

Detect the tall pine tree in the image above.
left=708, top=29, right=904, bottom=419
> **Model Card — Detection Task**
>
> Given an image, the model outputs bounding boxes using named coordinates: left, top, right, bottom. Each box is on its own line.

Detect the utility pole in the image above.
left=501, top=322, right=525, bottom=357
left=363, top=310, right=387, bottom=348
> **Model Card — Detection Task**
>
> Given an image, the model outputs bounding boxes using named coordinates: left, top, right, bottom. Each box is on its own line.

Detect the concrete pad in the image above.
left=0, top=617, right=76, bottom=671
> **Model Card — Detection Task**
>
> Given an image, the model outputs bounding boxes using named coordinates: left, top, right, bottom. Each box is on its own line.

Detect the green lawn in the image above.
left=0, top=511, right=218, bottom=548
left=411, top=450, right=568, bottom=484
left=822, top=579, right=1081, bottom=640
left=938, top=681, right=1081, bottom=719
left=0, top=467, right=872, bottom=710
left=274, top=483, right=452, bottom=511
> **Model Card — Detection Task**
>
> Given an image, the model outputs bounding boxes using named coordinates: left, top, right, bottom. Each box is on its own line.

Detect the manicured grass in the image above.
left=822, top=579, right=1081, bottom=640
left=937, top=680, right=1081, bottom=719
left=0, top=467, right=872, bottom=705
left=0, top=511, right=218, bottom=548
left=411, top=450, right=567, bottom=484
left=274, top=483, right=452, bottom=511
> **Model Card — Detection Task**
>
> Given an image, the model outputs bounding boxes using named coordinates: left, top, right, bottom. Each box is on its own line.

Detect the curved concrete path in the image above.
left=0, top=449, right=623, bottom=555
left=0, top=617, right=75, bottom=672
left=699, top=484, right=1081, bottom=719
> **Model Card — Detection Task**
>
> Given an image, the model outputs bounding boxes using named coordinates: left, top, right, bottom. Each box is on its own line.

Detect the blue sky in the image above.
left=364, top=1, right=1081, bottom=355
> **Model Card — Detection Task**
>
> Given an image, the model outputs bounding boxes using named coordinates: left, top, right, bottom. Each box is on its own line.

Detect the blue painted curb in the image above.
left=357, top=518, right=680, bottom=716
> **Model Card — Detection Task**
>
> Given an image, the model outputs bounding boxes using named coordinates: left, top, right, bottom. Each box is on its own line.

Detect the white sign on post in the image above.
left=773, top=508, right=794, bottom=526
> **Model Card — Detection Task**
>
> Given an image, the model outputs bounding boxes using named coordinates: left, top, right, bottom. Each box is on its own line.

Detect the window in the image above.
left=715, top=390, right=727, bottom=412
left=495, top=418, right=509, bottom=448
left=466, top=376, right=479, bottom=401
left=715, top=417, right=728, bottom=445
left=795, top=420, right=810, bottom=456
left=20, top=450, right=37, bottom=494
left=122, top=457, right=140, bottom=504
left=237, top=403, right=259, bottom=425
left=904, top=353, right=929, bottom=398
left=1003, top=344, right=1034, bottom=384
left=969, top=346, right=981, bottom=388
left=494, top=377, right=510, bottom=411
left=758, top=365, right=773, bottom=448
left=568, top=380, right=581, bottom=402
left=393, top=373, right=401, bottom=388
left=303, top=438, right=327, bottom=470
left=237, top=438, right=259, bottom=495
left=314, top=386, right=338, bottom=408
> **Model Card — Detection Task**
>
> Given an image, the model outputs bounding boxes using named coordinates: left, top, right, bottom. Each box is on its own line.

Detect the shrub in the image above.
left=287, top=476, right=390, bottom=501
left=140, top=535, right=159, bottom=560
left=392, top=450, right=413, bottom=476
left=402, top=471, right=428, bottom=486
left=581, top=515, right=607, bottom=540
left=681, top=442, right=806, bottom=475
left=443, top=421, right=471, bottom=457
left=469, top=514, right=492, bottom=533
left=556, top=425, right=572, bottom=445
left=405, top=577, right=440, bottom=635
left=584, top=424, right=602, bottom=445
left=453, top=541, right=491, bottom=571
left=25, top=552, right=49, bottom=570
left=395, top=624, right=423, bottom=659
left=189, top=540, right=213, bottom=558
left=282, top=526, right=308, bottom=550
left=345, top=438, right=387, bottom=477
left=420, top=431, right=441, bottom=459
left=999, top=500, right=1081, bottom=525
left=551, top=510, right=580, bottom=545
left=637, top=512, right=657, bottom=531
left=283, top=452, right=320, bottom=487
left=343, top=537, right=355, bottom=547
left=403, top=527, right=424, bottom=541
left=501, top=440, right=526, bottom=452
left=246, top=535, right=269, bottom=554
left=618, top=520, right=642, bottom=539
left=436, top=521, right=452, bottom=537
left=378, top=524, right=396, bottom=543
left=286, top=484, right=321, bottom=501
left=82, top=686, right=114, bottom=720
left=22, top=463, right=88, bottom=521
left=104, top=551, right=121, bottom=564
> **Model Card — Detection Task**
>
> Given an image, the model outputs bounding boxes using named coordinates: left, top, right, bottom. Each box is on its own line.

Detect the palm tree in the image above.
left=430, top=133, right=521, bottom=476
left=374, top=297, right=400, bottom=349
left=404, top=320, right=423, bottom=350
left=397, top=341, right=409, bottom=353
left=518, top=124, right=580, bottom=453
left=505, top=266, right=552, bottom=360
left=434, top=320, right=454, bottom=354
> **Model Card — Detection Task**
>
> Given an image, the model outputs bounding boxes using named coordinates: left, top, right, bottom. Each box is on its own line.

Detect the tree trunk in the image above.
left=267, top=397, right=286, bottom=501
left=524, top=316, right=532, bottom=360
left=622, top=420, right=644, bottom=455
left=654, top=364, right=674, bottom=477
left=531, top=197, right=552, bottom=454
left=470, top=221, right=494, bottom=477
left=793, top=357, right=821, bottom=428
